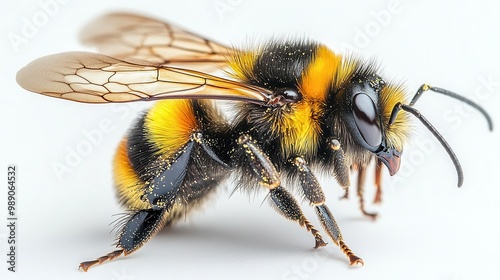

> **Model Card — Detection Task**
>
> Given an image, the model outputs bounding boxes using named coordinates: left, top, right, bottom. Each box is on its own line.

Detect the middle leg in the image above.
left=292, top=157, right=364, bottom=266
left=237, top=134, right=327, bottom=249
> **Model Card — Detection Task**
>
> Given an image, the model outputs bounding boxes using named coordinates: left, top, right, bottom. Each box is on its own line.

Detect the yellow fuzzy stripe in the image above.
left=278, top=45, right=342, bottom=157
left=113, top=138, right=150, bottom=209
left=277, top=102, right=322, bottom=158
left=145, top=100, right=199, bottom=158
left=380, top=83, right=410, bottom=151
left=227, top=50, right=259, bottom=82
left=299, top=45, right=342, bottom=101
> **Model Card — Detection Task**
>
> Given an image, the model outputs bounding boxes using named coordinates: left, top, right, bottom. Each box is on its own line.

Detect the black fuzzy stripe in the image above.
left=126, top=113, right=159, bottom=181
left=250, top=40, right=318, bottom=89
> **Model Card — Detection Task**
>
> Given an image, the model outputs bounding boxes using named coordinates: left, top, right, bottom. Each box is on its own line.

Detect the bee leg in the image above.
left=328, top=138, right=350, bottom=199
left=373, top=159, right=383, bottom=204
left=293, top=157, right=364, bottom=266
left=79, top=250, right=124, bottom=272
left=237, top=135, right=327, bottom=249
left=356, top=165, right=378, bottom=220
left=79, top=209, right=167, bottom=272
left=340, top=188, right=349, bottom=200
left=81, top=137, right=206, bottom=271
left=269, top=186, right=328, bottom=249
left=316, top=205, right=364, bottom=266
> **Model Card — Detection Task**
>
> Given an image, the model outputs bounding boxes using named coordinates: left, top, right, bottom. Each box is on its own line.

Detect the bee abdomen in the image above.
left=113, top=99, right=227, bottom=210
left=113, top=138, right=149, bottom=209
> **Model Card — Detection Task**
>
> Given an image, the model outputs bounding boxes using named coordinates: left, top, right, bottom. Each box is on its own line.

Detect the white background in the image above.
left=1, top=1, right=500, bottom=279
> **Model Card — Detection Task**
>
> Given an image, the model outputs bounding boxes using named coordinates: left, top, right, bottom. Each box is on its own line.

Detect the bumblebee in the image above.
left=16, top=13, right=493, bottom=271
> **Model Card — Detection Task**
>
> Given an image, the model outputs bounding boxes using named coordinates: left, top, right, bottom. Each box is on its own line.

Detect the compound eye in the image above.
left=352, top=93, right=382, bottom=147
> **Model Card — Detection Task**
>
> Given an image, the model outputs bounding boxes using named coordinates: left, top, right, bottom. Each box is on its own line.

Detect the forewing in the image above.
left=80, top=13, right=234, bottom=67
left=16, top=52, right=271, bottom=104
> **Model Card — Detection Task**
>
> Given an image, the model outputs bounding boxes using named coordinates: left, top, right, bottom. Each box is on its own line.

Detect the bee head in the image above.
left=337, top=74, right=410, bottom=176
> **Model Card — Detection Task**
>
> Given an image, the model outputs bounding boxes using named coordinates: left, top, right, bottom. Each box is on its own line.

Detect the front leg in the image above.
left=356, top=164, right=378, bottom=220
left=293, top=157, right=364, bottom=266
left=329, top=138, right=351, bottom=200
left=373, top=159, right=384, bottom=204
left=330, top=138, right=377, bottom=219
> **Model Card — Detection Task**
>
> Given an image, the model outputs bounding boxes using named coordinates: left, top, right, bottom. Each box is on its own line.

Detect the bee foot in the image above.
left=349, top=255, right=364, bottom=266
left=362, top=210, right=378, bottom=221
left=314, top=237, right=328, bottom=249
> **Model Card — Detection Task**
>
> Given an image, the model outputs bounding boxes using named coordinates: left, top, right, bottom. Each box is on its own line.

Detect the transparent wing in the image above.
left=16, top=52, right=271, bottom=104
left=80, top=13, right=234, bottom=67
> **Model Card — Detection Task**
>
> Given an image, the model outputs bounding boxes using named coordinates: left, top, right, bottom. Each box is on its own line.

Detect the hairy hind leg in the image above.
left=79, top=208, right=168, bottom=271
left=80, top=132, right=226, bottom=271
